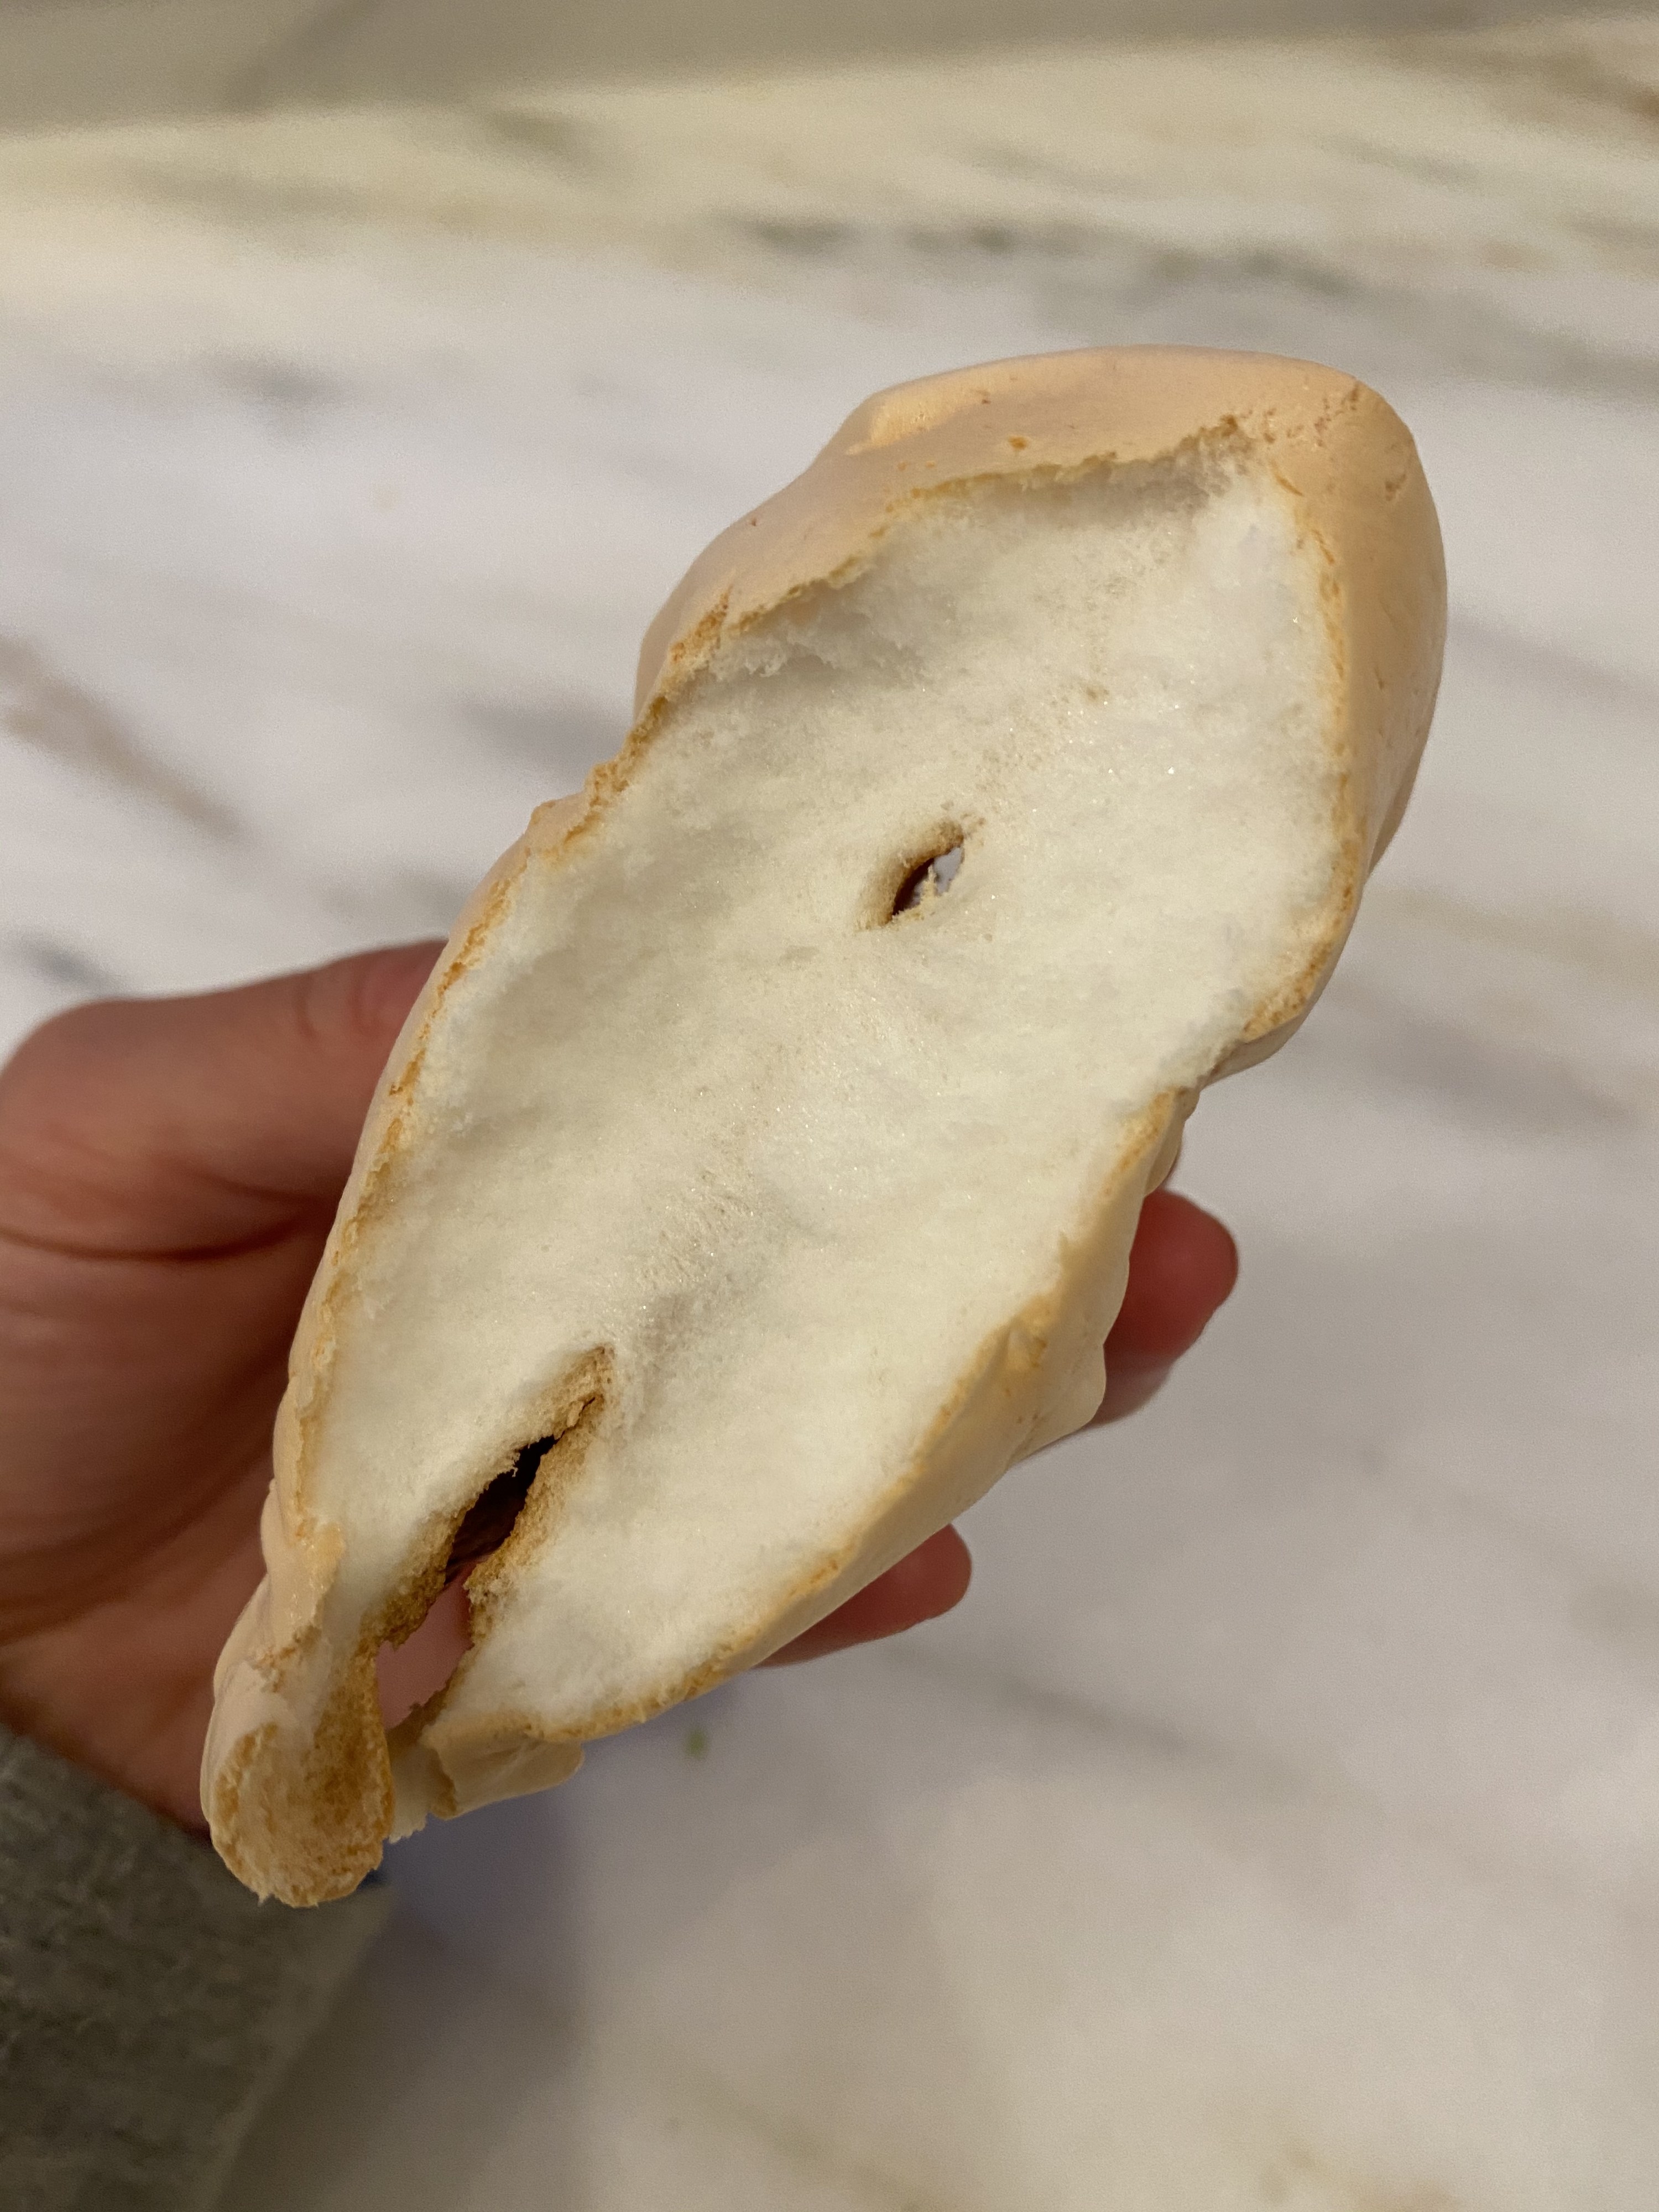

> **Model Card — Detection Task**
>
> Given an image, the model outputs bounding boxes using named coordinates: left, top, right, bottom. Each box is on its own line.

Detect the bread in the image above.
left=202, top=346, right=1444, bottom=1906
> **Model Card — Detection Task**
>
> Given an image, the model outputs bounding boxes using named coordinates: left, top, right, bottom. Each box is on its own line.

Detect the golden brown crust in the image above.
left=204, top=347, right=1444, bottom=1905
left=635, top=347, right=1444, bottom=898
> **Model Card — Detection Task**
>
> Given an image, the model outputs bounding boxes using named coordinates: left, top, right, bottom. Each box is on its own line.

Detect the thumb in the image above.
left=0, top=942, right=443, bottom=1255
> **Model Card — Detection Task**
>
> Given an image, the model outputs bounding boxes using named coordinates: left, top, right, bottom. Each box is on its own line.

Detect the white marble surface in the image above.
left=3, top=17, right=1658, bottom=2208
left=0, top=0, right=1616, bottom=132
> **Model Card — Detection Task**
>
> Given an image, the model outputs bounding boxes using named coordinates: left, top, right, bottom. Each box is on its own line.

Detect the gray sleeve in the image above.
left=0, top=1726, right=391, bottom=2212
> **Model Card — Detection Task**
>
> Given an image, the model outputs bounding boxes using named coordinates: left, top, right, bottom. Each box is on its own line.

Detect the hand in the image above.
left=0, top=946, right=1237, bottom=1830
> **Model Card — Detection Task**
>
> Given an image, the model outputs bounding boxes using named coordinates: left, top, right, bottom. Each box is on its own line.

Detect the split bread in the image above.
left=204, top=346, right=1444, bottom=1905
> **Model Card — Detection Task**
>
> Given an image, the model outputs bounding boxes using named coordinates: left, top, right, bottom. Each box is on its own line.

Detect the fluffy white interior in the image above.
left=306, top=455, right=1337, bottom=1777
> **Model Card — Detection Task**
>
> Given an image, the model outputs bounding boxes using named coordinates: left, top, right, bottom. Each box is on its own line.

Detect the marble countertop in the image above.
left=3, top=14, right=1658, bottom=2208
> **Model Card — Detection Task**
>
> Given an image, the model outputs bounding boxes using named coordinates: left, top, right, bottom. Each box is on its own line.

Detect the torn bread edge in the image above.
left=203, top=346, right=1446, bottom=1905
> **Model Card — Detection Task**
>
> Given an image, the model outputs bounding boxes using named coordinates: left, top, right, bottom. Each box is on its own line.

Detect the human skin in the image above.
left=0, top=943, right=1238, bottom=1833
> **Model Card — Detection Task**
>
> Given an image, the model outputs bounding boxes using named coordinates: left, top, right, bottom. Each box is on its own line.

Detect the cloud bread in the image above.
left=203, top=346, right=1444, bottom=1905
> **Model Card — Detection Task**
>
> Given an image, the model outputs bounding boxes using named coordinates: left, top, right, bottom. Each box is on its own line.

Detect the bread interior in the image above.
left=246, top=451, right=1342, bottom=1863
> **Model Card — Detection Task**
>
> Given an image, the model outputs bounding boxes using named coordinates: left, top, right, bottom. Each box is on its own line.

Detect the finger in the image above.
left=764, top=1526, right=972, bottom=1666
left=1093, top=1187, right=1238, bottom=1423
left=1110, top=1189, right=1240, bottom=1361
left=0, top=941, right=443, bottom=1254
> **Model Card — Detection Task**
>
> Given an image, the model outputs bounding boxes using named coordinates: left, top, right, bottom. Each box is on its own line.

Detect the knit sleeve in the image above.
left=0, top=1726, right=390, bottom=2212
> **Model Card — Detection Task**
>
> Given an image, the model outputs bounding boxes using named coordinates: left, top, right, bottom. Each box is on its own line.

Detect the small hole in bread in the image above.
left=375, top=1364, right=610, bottom=1730
left=889, top=839, right=964, bottom=919
left=442, top=1436, right=553, bottom=1585
left=375, top=1582, right=470, bottom=1727
left=373, top=1444, right=551, bottom=1729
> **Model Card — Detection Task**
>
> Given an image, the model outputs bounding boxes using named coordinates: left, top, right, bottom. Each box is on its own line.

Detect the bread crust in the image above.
left=203, top=347, right=1444, bottom=1905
